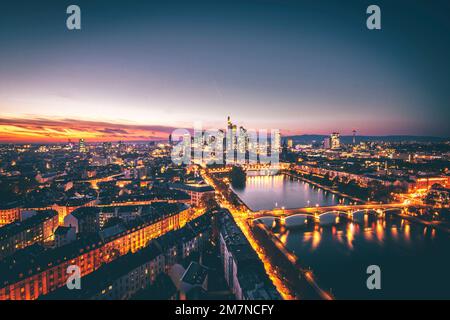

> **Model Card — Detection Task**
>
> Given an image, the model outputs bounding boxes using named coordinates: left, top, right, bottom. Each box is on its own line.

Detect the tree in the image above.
left=230, top=166, right=246, bottom=189
left=199, top=192, right=219, bottom=210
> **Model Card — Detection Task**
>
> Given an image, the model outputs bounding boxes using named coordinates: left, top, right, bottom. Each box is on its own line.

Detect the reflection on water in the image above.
left=273, top=214, right=450, bottom=299
left=232, top=174, right=347, bottom=211
left=238, top=174, right=450, bottom=298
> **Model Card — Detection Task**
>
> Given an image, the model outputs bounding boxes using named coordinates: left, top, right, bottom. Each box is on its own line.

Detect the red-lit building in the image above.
left=410, top=176, right=450, bottom=191
left=0, top=210, right=59, bottom=259
left=0, top=203, right=192, bottom=300
left=0, top=207, right=20, bottom=226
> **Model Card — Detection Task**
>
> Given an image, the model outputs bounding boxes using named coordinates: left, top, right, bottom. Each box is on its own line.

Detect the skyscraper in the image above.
left=273, top=131, right=281, bottom=152
left=227, top=116, right=232, bottom=129
left=79, top=138, right=87, bottom=153
left=323, top=137, right=330, bottom=149
left=287, top=139, right=293, bottom=149
left=330, top=133, right=340, bottom=150
left=226, top=116, right=238, bottom=163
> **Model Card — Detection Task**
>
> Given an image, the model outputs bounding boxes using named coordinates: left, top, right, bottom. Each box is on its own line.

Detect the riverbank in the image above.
left=396, top=212, right=450, bottom=234
left=231, top=172, right=362, bottom=212
left=251, top=221, right=332, bottom=300
left=283, top=171, right=365, bottom=204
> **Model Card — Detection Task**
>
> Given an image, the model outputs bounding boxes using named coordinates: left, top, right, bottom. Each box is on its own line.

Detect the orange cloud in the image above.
left=0, top=117, right=180, bottom=143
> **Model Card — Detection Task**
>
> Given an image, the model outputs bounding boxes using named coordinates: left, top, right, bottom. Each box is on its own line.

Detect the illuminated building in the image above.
left=79, top=138, right=87, bottom=153
left=0, top=210, right=59, bottom=259
left=41, top=242, right=165, bottom=300
left=322, top=137, right=330, bottom=149
left=172, top=116, right=257, bottom=165
left=330, top=132, right=340, bottom=150
left=0, top=202, right=193, bottom=300
left=226, top=116, right=238, bottom=163
left=287, top=139, right=293, bottom=149
left=218, top=211, right=280, bottom=300
left=322, top=133, right=340, bottom=150
left=410, top=176, right=450, bottom=191
left=237, top=126, right=249, bottom=163
left=273, top=131, right=281, bottom=153
left=42, top=211, right=213, bottom=300
left=96, top=205, right=147, bottom=227
left=0, top=235, right=103, bottom=300
left=52, top=198, right=98, bottom=225
left=169, top=183, right=215, bottom=207
left=0, top=207, right=20, bottom=226
left=155, top=212, right=212, bottom=268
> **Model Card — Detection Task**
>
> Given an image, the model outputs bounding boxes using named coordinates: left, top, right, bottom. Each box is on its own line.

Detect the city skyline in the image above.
left=1, top=0, right=449, bottom=304
left=1, top=0, right=450, bottom=142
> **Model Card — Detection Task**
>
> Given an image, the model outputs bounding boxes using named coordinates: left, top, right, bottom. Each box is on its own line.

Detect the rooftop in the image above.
left=40, top=242, right=163, bottom=299
left=170, top=182, right=214, bottom=193
left=181, top=261, right=208, bottom=286
left=0, top=210, right=57, bottom=242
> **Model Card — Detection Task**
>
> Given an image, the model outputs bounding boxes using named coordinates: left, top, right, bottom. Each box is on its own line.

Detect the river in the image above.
left=233, top=173, right=450, bottom=299
left=232, top=173, right=348, bottom=211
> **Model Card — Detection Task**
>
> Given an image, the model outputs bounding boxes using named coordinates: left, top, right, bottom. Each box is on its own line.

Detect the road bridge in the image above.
left=251, top=203, right=427, bottom=227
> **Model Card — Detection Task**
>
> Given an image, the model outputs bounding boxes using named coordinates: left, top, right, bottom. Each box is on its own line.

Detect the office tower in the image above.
left=226, top=116, right=238, bottom=163
left=79, top=138, right=87, bottom=153
left=323, top=137, right=331, bottom=149
left=287, top=138, right=293, bottom=149
left=273, top=131, right=281, bottom=152
left=330, top=132, right=340, bottom=150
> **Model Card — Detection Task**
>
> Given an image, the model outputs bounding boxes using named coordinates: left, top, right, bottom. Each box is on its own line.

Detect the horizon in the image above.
left=1, top=129, right=448, bottom=145
left=1, top=0, right=450, bottom=142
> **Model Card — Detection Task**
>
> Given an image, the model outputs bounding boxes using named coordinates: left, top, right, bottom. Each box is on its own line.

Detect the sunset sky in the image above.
left=1, top=0, right=449, bottom=142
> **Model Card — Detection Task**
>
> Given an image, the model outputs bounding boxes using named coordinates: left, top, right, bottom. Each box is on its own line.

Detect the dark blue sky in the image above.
left=0, top=0, right=449, bottom=141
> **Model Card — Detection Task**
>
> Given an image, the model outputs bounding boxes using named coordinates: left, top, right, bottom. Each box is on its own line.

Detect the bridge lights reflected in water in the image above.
left=346, top=223, right=355, bottom=250
left=275, top=212, right=434, bottom=256
left=404, top=222, right=411, bottom=242
left=269, top=213, right=449, bottom=299
left=274, top=214, right=412, bottom=253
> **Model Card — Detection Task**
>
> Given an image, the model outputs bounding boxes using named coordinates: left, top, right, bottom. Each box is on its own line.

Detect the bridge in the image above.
left=251, top=203, right=426, bottom=227
left=207, top=162, right=291, bottom=174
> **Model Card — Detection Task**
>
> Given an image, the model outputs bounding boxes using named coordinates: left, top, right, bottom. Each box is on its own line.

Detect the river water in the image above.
left=232, top=174, right=347, bottom=211
left=234, top=174, right=450, bottom=299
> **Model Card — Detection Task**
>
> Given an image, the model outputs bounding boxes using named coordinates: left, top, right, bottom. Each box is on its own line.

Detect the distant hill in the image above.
left=284, top=135, right=449, bottom=144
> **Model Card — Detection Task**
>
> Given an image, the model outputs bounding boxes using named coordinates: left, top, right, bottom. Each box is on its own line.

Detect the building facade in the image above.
left=0, top=210, right=59, bottom=259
